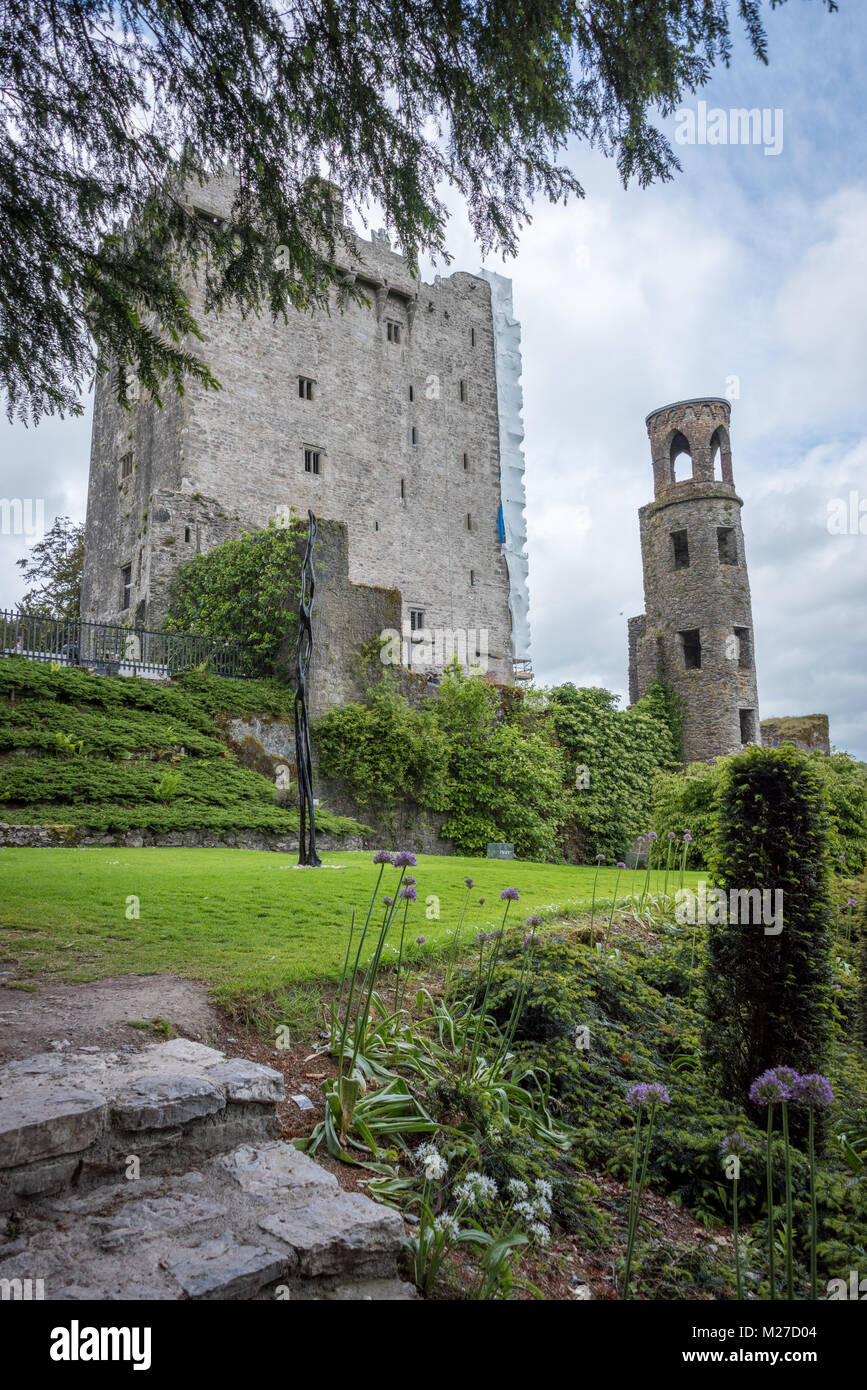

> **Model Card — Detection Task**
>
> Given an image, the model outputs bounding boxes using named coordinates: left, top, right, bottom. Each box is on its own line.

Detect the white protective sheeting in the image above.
left=478, top=269, right=531, bottom=663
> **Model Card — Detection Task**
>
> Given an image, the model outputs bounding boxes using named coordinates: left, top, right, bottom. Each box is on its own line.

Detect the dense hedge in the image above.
left=315, top=667, right=568, bottom=860
left=548, top=682, right=681, bottom=861
left=314, top=670, right=679, bottom=862
left=652, top=749, right=867, bottom=874
left=0, top=659, right=363, bottom=838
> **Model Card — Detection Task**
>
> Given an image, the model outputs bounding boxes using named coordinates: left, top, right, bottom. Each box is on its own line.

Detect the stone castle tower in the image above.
left=80, top=174, right=530, bottom=688
left=628, top=398, right=760, bottom=764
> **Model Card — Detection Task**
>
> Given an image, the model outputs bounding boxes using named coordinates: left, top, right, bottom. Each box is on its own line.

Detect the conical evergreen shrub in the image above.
left=702, top=745, right=833, bottom=1107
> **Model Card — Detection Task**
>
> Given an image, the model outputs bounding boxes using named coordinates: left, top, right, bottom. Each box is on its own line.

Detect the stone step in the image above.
left=0, top=1139, right=414, bottom=1301
left=0, top=1041, right=284, bottom=1209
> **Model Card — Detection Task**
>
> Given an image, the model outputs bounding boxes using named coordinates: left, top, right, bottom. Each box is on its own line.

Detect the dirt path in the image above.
left=0, top=973, right=223, bottom=1061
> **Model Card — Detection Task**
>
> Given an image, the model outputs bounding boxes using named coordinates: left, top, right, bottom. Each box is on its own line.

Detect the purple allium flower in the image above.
left=839, top=854, right=846, bottom=862
left=626, top=1083, right=671, bottom=1110
left=464, top=878, right=474, bottom=889
left=372, top=850, right=395, bottom=865
left=525, top=916, right=543, bottom=928
left=394, top=850, right=418, bottom=868
left=500, top=887, right=520, bottom=901
left=770, top=1066, right=801, bottom=1094
left=382, top=895, right=394, bottom=906
left=617, top=862, right=626, bottom=870
left=478, top=897, right=485, bottom=905
left=749, top=1068, right=798, bottom=1106
left=595, top=853, right=606, bottom=862
left=474, top=931, right=489, bottom=944
left=523, top=933, right=538, bottom=947
left=719, top=1132, right=753, bottom=1159
left=683, top=832, right=693, bottom=843
left=400, top=885, right=418, bottom=903
left=792, top=1074, right=834, bottom=1108
left=404, top=875, right=417, bottom=886
left=847, top=898, right=857, bottom=907
left=667, top=830, right=677, bottom=839
left=648, top=831, right=658, bottom=841
left=415, top=935, right=427, bottom=946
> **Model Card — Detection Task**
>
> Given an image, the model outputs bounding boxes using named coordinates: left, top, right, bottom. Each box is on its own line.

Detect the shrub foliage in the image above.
left=702, top=745, right=834, bottom=1106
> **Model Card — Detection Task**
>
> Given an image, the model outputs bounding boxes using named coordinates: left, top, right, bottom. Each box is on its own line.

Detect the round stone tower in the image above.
left=627, top=398, right=760, bottom=764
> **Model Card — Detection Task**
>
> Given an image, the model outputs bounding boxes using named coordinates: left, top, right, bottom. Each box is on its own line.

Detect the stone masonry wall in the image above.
left=80, top=173, right=521, bottom=687
left=628, top=399, right=760, bottom=765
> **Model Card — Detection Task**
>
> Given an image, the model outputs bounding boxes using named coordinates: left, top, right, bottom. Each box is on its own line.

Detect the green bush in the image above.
left=163, top=520, right=305, bottom=676
left=651, top=760, right=723, bottom=866
left=702, top=745, right=834, bottom=1107
left=314, top=665, right=568, bottom=860
left=435, top=666, right=568, bottom=861
left=653, top=749, right=867, bottom=875
left=314, top=681, right=450, bottom=810
left=548, top=682, right=680, bottom=862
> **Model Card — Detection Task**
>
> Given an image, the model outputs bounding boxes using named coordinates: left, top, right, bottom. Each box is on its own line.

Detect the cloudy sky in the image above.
left=2, top=2, right=865, bottom=757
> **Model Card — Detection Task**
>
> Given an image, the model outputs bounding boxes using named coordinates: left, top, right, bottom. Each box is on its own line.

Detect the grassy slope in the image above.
left=0, top=848, right=700, bottom=1001
left=0, top=660, right=364, bottom=836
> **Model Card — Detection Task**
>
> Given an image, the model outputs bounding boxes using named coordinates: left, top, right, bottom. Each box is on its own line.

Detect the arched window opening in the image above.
left=670, top=431, right=692, bottom=483
left=710, top=426, right=733, bottom=484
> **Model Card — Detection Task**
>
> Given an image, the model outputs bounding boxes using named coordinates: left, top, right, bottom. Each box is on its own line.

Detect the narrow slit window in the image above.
left=459, top=379, right=468, bottom=403
left=408, top=384, right=414, bottom=402
left=119, top=452, right=134, bottom=480
left=298, top=377, right=315, bottom=400
left=462, top=452, right=470, bottom=471
left=386, top=320, right=401, bottom=344
left=680, top=628, right=702, bottom=670
left=120, top=564, right=132, bottom=611
left=304, top=447, right=321, bottom=475
left=470, top=569, right=475, bottom=586
left=184, top=526, right=191, bottom=543
left=466, top=513, right=473, bottom=531
left=409, top=426, right=419, bottom=446
left=734, top=626, right=753, bottom=669
left=671, top=530, right=689, bottom=570
left=470, top=327, right=476, bottom=347
left=717, top=527, right=737, bottom=564
left=400, top=477, right=406, bottom=502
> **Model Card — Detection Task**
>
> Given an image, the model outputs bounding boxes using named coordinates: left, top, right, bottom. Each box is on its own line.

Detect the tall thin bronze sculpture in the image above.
left=295, top=511, right=321, bottom=867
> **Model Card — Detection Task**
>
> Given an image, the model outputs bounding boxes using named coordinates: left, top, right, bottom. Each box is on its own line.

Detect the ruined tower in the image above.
left=628, top=398, right=760, bottom=764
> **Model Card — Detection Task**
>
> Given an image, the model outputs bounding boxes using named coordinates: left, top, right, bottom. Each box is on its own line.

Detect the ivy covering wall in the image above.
left=314, top=668, right=682, bottom=862
left=163, top=519, right=306, bottom=677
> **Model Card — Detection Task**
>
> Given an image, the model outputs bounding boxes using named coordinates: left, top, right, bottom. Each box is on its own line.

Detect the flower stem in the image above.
left=808, top=1109, right=818, bottom=1301
left=766, top=1106, right=776, bottom=1301
left=782, top=1100, right=794, bottom=1301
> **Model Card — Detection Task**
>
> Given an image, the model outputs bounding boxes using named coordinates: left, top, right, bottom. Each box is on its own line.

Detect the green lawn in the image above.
left=0, top=848, right=702, bottom=1003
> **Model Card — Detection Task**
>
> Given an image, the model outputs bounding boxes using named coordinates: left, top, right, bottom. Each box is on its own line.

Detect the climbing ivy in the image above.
left=315, top=670, right=678, bottom=863
left=163, top=519, right=305, bottom=677
left=548, top=683, right=680, bottom=862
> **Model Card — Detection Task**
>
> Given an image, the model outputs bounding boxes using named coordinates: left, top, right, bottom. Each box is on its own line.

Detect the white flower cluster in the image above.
left=511, top=1177, right=553, bottom=1226
left=453, top=1172, right=498, bottom=1207
left=432, top=1213, right=461, bottom=1241
left=414, top=1143, right=448, bottom=1183
left=529, top=1221, right=551, bottom=1246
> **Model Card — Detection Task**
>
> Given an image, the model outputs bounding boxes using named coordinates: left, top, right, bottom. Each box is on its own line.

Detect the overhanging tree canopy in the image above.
left=0, top=0, right=837, bottom=422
